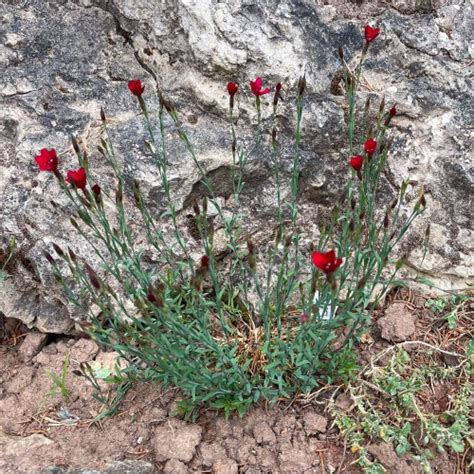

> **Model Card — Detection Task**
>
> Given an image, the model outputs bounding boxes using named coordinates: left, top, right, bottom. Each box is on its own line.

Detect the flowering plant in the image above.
left=37, top=26, right=426, bottom=416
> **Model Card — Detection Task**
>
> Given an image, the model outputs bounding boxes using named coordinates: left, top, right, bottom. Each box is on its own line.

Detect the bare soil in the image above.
left=0, top=289, right=472, bottom=473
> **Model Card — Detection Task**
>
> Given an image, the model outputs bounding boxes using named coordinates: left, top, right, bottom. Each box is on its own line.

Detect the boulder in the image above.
left=1, top=0, right=472, bottom=332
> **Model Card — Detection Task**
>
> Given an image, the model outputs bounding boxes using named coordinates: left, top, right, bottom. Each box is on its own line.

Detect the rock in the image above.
left=69, top=338, right=100, bottom=363
left=252, top=421, right=277, bottom=445
left=303, top=412, right=328, bottom=435
left=334, top=392, right=353, bottom=411
left=39, top=461, right=155, bottom=474
left=368, top=442, right=419, bottom=474
left=214, top=459, right=238, bottom=474
left=377, top=303, right=416, bottom=342
left=163, top=459, right=189, bottom=474
left=1, top=0, right=472, bottom=333
left=153, top=420, right=202, bottom=463
left=4, top=366, right=35, bottom=394
left=200, top=441, right=238, bottom=473
left=0, top=431, right=53, bottom=456
left=19, top=332, right=48, bottom=361
left=102, top=460, right=155, bottom=473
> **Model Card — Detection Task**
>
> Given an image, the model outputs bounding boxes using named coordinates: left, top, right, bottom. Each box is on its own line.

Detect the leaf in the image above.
left=449, top=439, right=465, bottom=453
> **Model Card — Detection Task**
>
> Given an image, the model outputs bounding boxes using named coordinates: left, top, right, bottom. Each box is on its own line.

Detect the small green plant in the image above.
left=42, top=353, right=71, bottom=407
left=331, top=342, right=473, bottom=472
left=34, top=25, right=427, bottom=415
left=425, top=292, right=471, bottom=330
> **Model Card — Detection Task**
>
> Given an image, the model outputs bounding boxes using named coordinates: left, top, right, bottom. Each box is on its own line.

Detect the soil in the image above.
left=0, top=288, right=472, bottom=473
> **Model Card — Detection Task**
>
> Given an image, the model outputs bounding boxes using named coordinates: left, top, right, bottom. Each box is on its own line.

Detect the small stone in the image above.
left=103, top=460, right=155, bottom=473
left=303, top=412, right=328, bottom=435
left=19, top=332, right=48, bottom=361
left=252, top=421, right=277, bottom=445
left=69, top=338, right=100, bottom=362
left=214, top=459, right=238, bottom=474
left=153, top=420, right=202, bottom=462
left=335, top=393, right=353, bottom=411
left=163, top=459, right=188, bottom=474
left=377, top=303, right=416, bottom=342
left=368, top=442, right=418, bottom=473
left=0, top=431, right=53, bottom=456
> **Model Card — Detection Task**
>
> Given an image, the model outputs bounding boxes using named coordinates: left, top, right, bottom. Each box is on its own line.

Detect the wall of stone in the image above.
left=1, top=0, right=472, bottom=332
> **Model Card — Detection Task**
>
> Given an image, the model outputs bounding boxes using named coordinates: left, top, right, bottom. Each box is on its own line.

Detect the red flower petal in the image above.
left=201, top=255, right=209, bottom=268
left=389, top=105, right=397, bottom=117
left=312, top=251, right=329, bottom=271
left=364, top=25, right=380, bottom=43
left=66, top=167, right=87, bottom=189
left=312, top=250, right=342, bottom=274
left=35, top=148, right=58, bottom=172
left=250, top=77, right=270, bottom=96
left=128, top=80, right=145, bottom=97
left=364, top=138, right=377, bottom=156
left=227, top=82, right=238, bottom=97
left=350, top=155, right=364, bottom=171
left=275, top=82, right=282, bottom=92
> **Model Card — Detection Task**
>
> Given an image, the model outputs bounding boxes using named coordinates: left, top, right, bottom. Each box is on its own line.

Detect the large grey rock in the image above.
left=1, top=0, right=472, bottom=332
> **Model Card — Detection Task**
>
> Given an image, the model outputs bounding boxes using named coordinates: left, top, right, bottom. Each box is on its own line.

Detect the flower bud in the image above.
left=200, top=255, right=209, bottom=269
left=85, top=263, right=101, bottom=290
left=192, top=200, right=200, bottom=216
left=247, top=239, right=256, bottom=272
left=115, top=183, right=123, bottom=205
left=311, top=272, right=317, bottom=295
left=297, top=75, right=306, bottom=97
left=338, top=46, right=344, bottom=61
left=271, top=127, right=277, bottom=145
left=275, top=226, right=282, bottom=245
left=52, top=243, right=65, bottom=258
left=356, top=276, right=367, bottom=290
left=159, top=94, right=175, bottom=114
left=364, top=96, right=371, bottom=114
left=100, top=107, right=106, bottom=123
left=71, top=135, right=81, bottom=155
left=379, top=96, right=385, bottom=113
left=70, top=217, right=80, bottom=231
left=44, top=251, right=55, bottom=266
left=68, top=247, right=77, bottom=261
left=147, top=284, right=164, bottom=308
left=90, top=184, right=100, bottom=197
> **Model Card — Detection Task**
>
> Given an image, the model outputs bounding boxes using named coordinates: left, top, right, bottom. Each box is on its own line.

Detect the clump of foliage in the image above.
left=35, top=25, right=427, bottom=416
left=331, top=342, right=473, bottom=473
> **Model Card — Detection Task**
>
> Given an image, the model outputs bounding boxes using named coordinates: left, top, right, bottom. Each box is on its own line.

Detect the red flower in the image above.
left=66, top=167, right=87, bottom=189
left=312, top=250, right=343, bottom=274
left=91, top=184, right=101, bottom=196
left=275, top=82, right=282, bottom=92
left=128, top=80, right=144, bottom=97
left=250, top=77, right=271, bottom=97
left=389, top=105, right=397, bottom=117
left=349, top=155, right=364, bottom=171
left=227, top=82, right=238, bottom=97
left=201, top=255, right=209, bottom=268
left=364, top=138, right=377, bottom=156
left=364, top=25, right=380, bottom=43
left=35, top=148, right=58, bottom=172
